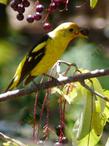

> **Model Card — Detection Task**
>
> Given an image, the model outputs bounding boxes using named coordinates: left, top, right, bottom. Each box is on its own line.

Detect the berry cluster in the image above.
left=26, top=2, right=52, bottom=31
left=10, top=0, right=69, bottom=30
left=26, top=4, right=44, bottom=23
left=10, top=0, right=30, bottom=20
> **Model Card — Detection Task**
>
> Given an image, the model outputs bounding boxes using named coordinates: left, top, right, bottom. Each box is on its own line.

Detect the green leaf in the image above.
left=75, top=89, right=95, bottom=140
left=102, top=90, right=109, bottom=122
left=90, top=0, right=98, bottom=8
left=78, top=129, right=100, bottom=146
left=52, top=83, right=82, bottom=104
left=53, top=69, right=109, bottom=146
left=62, top=83, right=80, bottom=104
left=0, top=0, right=8, bottom=5
left=92, top=100, right=106, bottom=136
left=73, top=78, right=105, bottom=146
left=68, top=69, right=107, bottom=146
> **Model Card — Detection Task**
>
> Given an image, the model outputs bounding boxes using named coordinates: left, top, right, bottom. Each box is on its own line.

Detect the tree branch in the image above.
left=0, top=132, right=27, bottom=146
left=0, top=68, right=109, bottom=102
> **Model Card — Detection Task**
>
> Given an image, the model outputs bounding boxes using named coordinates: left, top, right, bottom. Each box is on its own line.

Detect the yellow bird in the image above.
left=6, top=22, right=88, bottom=91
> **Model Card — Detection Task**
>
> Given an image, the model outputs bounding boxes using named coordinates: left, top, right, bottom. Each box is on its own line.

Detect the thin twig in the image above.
left=80, top=80, right=109, bottom=102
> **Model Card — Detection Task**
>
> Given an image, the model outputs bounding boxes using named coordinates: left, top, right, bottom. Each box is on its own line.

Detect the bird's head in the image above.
left=49, top=22, right=88, bottom=42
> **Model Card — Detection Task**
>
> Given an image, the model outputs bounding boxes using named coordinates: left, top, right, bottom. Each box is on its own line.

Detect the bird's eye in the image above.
left=69, top=28, right=74, bottom=32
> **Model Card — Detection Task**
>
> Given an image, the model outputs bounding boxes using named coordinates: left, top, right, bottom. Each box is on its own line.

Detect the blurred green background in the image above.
left=0, top=0, right=109, bottom=145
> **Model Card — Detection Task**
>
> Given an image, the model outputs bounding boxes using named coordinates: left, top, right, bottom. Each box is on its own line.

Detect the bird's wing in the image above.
left=6, top=34, right=50, bottom=91
left=18, top=34, right=50, bottom=83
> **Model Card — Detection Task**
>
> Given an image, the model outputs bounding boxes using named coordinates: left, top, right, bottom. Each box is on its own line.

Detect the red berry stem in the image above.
left=58, top=97, right=65, bottom=143
left=33, top=92, right=39, bottom=141
left=43, top=97, right=50, bottom=140
left=43, top=22, right=52, bottom=31
left=39, top=90, right=49, bottom=126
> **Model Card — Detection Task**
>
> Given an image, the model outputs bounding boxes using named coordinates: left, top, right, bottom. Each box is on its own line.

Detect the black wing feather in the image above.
left=19, top=34, right=50, bottom=83
left=20, top=47, right=46, bottom=80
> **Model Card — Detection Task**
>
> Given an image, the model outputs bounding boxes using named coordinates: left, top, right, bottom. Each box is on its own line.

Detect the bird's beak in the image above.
left=79, top=27, right=89, bottom=38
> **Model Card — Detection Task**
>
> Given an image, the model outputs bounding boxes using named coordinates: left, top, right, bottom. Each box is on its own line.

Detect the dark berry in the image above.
left=61, top=137, right=68, bottom=144
left=15, top=0, right=22, bottom=4
left=49, top=2, right=57, bottom=11
left=53, top=0, right=66, bottom=6
left=10, top=1, right=18, bottom=11
left=36, top=4, right=44, bottom=13
left=53, top=0, right=62, bottom=6
left=17, top=5, right=25, bottom=13
left=16, top=13, right=24, bottom=20
left=22, top=0, right=30, bottom=7
left=34, top=12, right=42, bottom=21
left=26, top=15, right=34, bottom=23
left=43, top=22, right=52, bottom=31
left=56, top=125, right=64, bottom=136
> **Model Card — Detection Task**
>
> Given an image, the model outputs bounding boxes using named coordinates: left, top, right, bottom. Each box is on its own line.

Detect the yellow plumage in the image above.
left=6, top=22, right=88, bottom=91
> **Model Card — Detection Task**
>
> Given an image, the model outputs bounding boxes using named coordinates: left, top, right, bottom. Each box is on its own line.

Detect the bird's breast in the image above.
left=30, top=38, right=68, bottom=76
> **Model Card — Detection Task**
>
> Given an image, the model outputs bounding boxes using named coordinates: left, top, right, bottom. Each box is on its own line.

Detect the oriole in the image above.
left=6, top=22, right=88, bottom=91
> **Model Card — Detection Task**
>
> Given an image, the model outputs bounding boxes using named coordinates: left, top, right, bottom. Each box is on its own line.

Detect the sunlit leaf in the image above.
left=90, top=0, right=98, bottom=8
left=102, top=90, right=109, bottom=122
left=52, top=68, right=109, bottom=146
left=77, top=129, right=100, bottom=146
left=52, top=83, right=82, bottom=104
left=63, top=83, right=79, bottom=104
left=60, top=69, right=108, bottom=146
left=105, top=137, right=109, bottom=146
left=75, top=89, right=95, bottom=140
left=73, top=80, right=105, bottom=145
left=3, top=141, right=18, bottom=146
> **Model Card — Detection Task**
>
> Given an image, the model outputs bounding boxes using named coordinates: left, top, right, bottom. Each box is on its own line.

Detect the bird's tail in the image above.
left=5, top=75, right=35, bottom=92
left=5, top=78, right=15, bottom=92
left=5, top=76, right=20, bottom=92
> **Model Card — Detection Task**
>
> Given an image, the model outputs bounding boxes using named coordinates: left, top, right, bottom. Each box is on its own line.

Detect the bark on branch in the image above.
left=0, top=68, right=109, bottom=102
left=0, top=132, right=26, bottom=146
